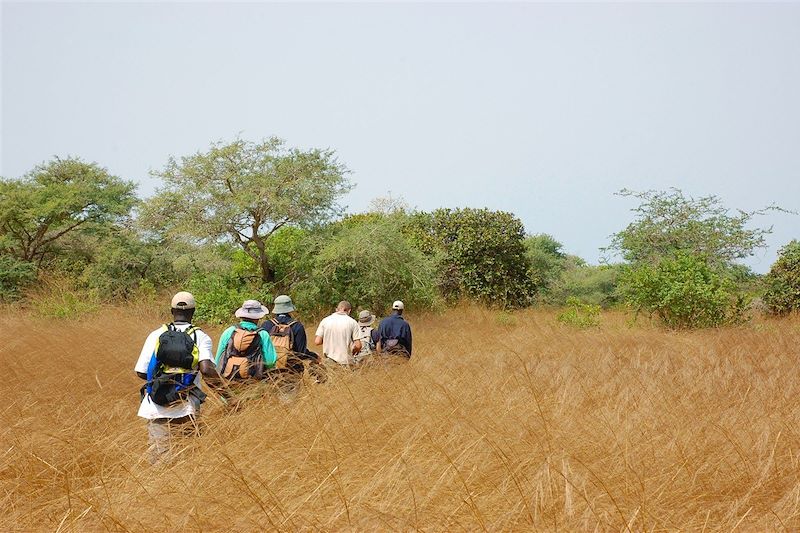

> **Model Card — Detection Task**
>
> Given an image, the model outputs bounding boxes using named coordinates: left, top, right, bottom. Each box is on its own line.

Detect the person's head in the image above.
left=336, top=300, right=352, bottom=314
left=358, top=309, right=375, bottom=327
left=392, top=300, right=405, bottom=316
left=171, top=291, right=196, bottom=322
left=272, top=294, right=296, bottom=315
left=235, top=299, right=269, bottom=324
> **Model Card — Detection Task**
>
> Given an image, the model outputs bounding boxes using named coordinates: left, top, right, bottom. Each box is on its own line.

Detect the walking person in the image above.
left=314, top=300, right=362, bottom=367
left=135, top=291, right=233, bottom=464
left=376, top=300, right=413, bottom=357
left=263, top=294, right=319, bottom=371
left=215, top=299, right=278, bottom=381
left=353, top=309, right=379, bottom=364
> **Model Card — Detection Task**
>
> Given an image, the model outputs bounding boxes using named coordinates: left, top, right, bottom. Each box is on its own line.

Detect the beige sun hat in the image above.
left=171, top=291, right=196, bottom=310
left=235, top=299, right=269, bottom=320
left=358, top=310, right=375, bottom=326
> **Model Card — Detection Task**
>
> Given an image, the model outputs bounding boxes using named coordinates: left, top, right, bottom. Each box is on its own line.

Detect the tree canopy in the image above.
left=0, top=157, right=137, bottom=265
left=141, top=138, right=351, bottom=283
left=607, top=188, right=777, bottom=267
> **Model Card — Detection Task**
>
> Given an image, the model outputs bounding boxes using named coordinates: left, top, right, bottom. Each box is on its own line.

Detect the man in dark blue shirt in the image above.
left=376, top=300, right=413, bottom=357
left=263, top=295, right=318, bottom=362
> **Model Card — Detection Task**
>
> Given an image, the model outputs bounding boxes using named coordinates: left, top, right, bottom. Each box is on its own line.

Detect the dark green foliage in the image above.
left=0, top=255, right=36, bottom=301
left=297, top=215, right=439, bottom=315
left=621, top=252, right=748, bottom=329
left=763, top=240, right=800, bottom=315
left=186, top=274, right=268, bottom=326
left=408, top=208, right=536, bottom=308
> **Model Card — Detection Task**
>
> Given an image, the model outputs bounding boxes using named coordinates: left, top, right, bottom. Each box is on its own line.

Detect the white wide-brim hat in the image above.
left=235, top=300, right=269, bottom=320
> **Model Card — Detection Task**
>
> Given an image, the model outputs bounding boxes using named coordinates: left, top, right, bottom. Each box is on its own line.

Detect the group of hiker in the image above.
left=134, top=291, right=413, bottom=463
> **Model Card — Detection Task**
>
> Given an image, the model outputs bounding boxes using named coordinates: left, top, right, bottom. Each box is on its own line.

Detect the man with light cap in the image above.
left=376, top=300, right=413, bottom=357
left=215, top=299, right=278, bottom=380
left=135, top=291, right=233, bottom=464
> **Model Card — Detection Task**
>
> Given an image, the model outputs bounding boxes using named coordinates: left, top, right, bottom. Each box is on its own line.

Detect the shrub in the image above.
left=763, top=240, right=800, bottom=315
left=545, top=261, right=622, bottom=308
left=298, top=215, right=439, bottom=315
left=186, top=274, right=268, bottom=325
left=28, top=277, right=100, bottom=319
left=557, top=297, right=601, bottom=328
left=0, top=255, right=36, bottom=302
left=78, top=230, right=182, bottom=298
left=620, top=252, right=747, bottom=329
left=408, top=208, right=536, bottom=307
left=524, top=233, right=567, bottom=294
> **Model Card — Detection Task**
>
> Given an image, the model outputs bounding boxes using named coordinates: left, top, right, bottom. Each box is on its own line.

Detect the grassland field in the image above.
left=1, top=304, right=799, bottom=532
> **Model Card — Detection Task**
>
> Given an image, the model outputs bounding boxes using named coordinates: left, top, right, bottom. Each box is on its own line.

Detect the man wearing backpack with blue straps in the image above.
left=135, top=291, right=233, bottom=464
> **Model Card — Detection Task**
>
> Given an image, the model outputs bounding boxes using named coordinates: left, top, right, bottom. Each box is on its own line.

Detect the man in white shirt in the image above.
left=134, top=291, right=232, bottom=464
left=314, top=300, right=362, bottom=366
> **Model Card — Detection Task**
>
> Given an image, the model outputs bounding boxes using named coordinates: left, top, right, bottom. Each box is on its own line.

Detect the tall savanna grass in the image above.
left=1, top=304, right=799, bottom=531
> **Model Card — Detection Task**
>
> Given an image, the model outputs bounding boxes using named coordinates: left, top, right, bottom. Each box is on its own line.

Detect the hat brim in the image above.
left=272, top=304, right=296, bottom=314
left=235, top=306, right=268, bottom=320
left=358, top=315, right=375, bottom=326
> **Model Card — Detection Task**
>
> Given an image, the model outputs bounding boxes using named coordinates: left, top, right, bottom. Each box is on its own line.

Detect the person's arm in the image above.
left=351, top=339, right=362, bottom=356
left=350, top=322, right=362, bottom=356
left=405, top=324, right=413, bottom=355
left=215, top=327, right=234, bottom=368
left=198, top=360, right=236, bottom=405
left=260, top=331, right=278, bottom=368
left=370, top=328, right=380, bottom=348
left=314, top=320, right=325, bottom=346
left=134, top=330, right=159, bottom=381
left=292, top=323, right=308, bottom=354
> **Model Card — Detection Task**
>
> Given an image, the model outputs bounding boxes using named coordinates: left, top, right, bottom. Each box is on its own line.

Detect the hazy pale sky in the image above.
left=2, top=2, right=798, bottom=271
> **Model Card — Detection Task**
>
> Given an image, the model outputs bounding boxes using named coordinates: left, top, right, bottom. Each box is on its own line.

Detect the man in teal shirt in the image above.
left=215, top=300, right=278, bottom=378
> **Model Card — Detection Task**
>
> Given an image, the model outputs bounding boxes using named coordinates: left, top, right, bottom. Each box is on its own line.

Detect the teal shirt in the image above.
left=215, top=321, right=278, bottom=369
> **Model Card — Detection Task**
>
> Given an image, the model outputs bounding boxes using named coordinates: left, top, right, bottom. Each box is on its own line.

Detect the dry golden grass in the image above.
left=1, top=304, right=799, bottom=531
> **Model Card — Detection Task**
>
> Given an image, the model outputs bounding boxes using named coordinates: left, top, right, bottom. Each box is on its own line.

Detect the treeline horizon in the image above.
left=1, top=138, right=798, bottom=327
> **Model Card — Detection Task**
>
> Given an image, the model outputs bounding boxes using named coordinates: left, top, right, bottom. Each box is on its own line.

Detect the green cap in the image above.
left=272, top=294, right=296, bottom=314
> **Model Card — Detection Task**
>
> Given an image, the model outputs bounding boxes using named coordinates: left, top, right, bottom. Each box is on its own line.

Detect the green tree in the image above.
left=608, top=188, right=779, bottom=328
left=141, top=138, right=351, bottom=284
left=0, top=157, right=137, bottom=266
left=607, top=188, right=776, bottom=266
left=763, top=240, right=800, bottom=315
left=408, top=208, right=536, bottom=307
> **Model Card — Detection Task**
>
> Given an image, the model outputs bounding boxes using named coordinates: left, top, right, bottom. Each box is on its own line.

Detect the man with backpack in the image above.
left=135, top=291, right=232, bottom=464
left=354, top=309, right=379, bottom=364
left=376, top=300, right=413, bottom=357
left=263, top=294, right=319, bottom=372
left=215, top=299, right=278, bottom=381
